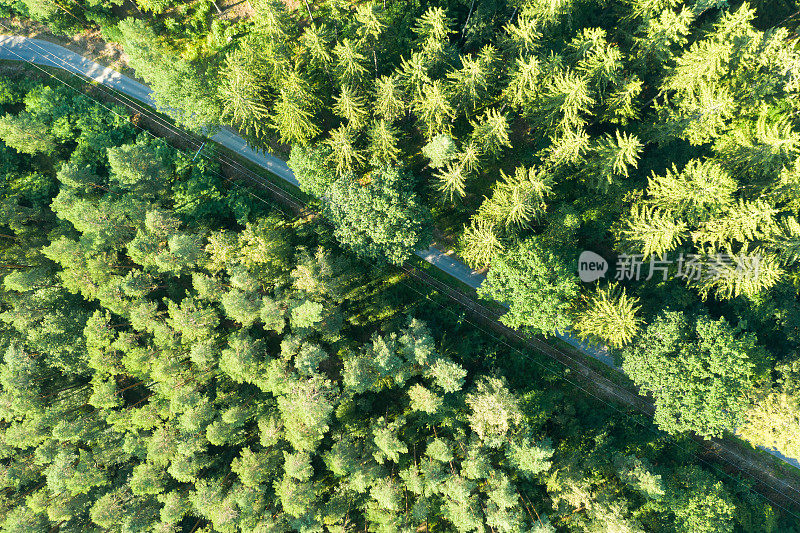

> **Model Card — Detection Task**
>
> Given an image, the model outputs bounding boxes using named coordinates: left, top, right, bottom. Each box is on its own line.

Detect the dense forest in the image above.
left=95, top=0, right=800, bottom=454
left=0, top=75, right=790, bottom=532
left=2, top=0, right=800, bottom=529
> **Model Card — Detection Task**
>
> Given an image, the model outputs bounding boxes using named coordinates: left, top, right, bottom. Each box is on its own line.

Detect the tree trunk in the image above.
left=304, top=0, right=315, bottom=22
left=461, top=0, right=477, bottom=39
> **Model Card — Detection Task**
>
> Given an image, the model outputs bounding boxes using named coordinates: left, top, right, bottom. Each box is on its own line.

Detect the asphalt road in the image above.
left=1, top=34, right=797, bottom=469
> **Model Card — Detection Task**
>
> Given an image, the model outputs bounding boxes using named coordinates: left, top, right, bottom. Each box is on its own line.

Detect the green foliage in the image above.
left=118, top=18, right=223, bottom=132
left=622, top=311, right=762, bottom=438
left=573, top=283, right=642, bottom=348
left=2, top=4, right=799, bottom=531
left=478, top=238, right=579, bottom=335
left=0, top=113, right=55, bottom=155
left=324, top=167, right=431, bottom=264
left=422, top=133, right=458, bottom=169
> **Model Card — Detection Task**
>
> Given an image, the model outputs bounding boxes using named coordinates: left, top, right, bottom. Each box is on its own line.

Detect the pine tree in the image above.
left=355, top=2, right=386, bottom=77
left=408, top=383, right=443, bottom=414
left=573, top=283, right=642, bottom=348
left=479, top=166, right=551, bottom=229
left=459, top=217, right=503, bottom=268
left=538, top=70, right=594, bottom=132
left=220, top=288, right=263, bottom=327
left=333, top=85, right=368, bottom=128
left=333, top=39, right=369, bottom=85
left=0, top=113, right=55, bottom=155
left=373, top=74, right=406, bottom=122
left=545, top=125, right=591, bottom=168
left=324, top=125, right=365, bottom=175
left=503, top=55, right=542, bottom=111
left=219, top=46, right=270, bottom=139
left=373, top=418, right=407, bottom=464
left=646, top=160, right=736, bottom=225
left=367, top=119, right=400, bottom=166
left=618, top=205, right=687, bottom=258
left=413, top=80, right=455, bottom=139
left=470, top=108, right=511, bottom=157
left=413, top=7, right=453, bottom=66
left=271, top=86, right=320, bottom=146
left=435, top=161, right=468, bottom=202
left=466, top=377, right=522, bottom=448
left=301, top=23, right=334, bottom=71
left=581, top=130, right=643, bottom=187
left=502, top=13, right=541, bottom=55
left=447, top=54, right=490, bottom=115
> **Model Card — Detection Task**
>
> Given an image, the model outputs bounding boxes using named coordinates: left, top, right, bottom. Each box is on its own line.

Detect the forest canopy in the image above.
left=2, top=0, right=800, bottom=529
left=0, top=69, right=790, bottom=533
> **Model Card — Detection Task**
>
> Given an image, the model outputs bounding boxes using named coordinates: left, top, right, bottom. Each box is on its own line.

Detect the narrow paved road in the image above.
left=1, top=35, right=798, bottom=473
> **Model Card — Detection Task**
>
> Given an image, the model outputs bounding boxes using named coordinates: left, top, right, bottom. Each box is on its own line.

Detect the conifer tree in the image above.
left=459, top=217, right=503, bottom=268
left=324, top=125, right=365, bottom=176
left=618, top=205, right=687, bottom=258
left=479, top=166, right=551, bottom=229
left=573, top=283, right=642, bottom=348
left=503, top=55, right=541, bottom=111
left=333, top=85, right=368, bottom=128
left=435, top=161, right=468, bottom=202
left=355, top=2, right=386, bottom=77
left=646, top=160, right=736, bottom=225
left=581, top=130, right=643, bottom=187
left=413, top=7, right=453, bottom=67
left=538, top=70, right=594, bottom=132
left=219, top=46, right=270, bottom=139
left=423, top=134, right=459, bottom=169
left=271, top=87, right=320, bottom=146
left=447, top=55, right=490, bottom=115
left=0, top=113, right=55, bottom=155
left=545, top=125, right=591, bottom=168
left=470, top=108, right=511, bottom=157
left=301, top=23, right=334, bottom=72
left=502, top=13, right=541, bottom=55
left=367, top=119, right=400, bottom=166
left=413, top=80, right=455, bottom=139
left=373, top=73, right=406, bottom=122
left=333, top=38, right=369, bottom=85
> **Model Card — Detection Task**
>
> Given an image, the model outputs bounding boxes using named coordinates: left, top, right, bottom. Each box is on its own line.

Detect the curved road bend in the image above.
left=2, top=35, right=799, bottom=474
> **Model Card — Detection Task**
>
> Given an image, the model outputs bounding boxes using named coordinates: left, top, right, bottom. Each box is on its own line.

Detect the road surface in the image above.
left=0, top=34, right=797, bottom=469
